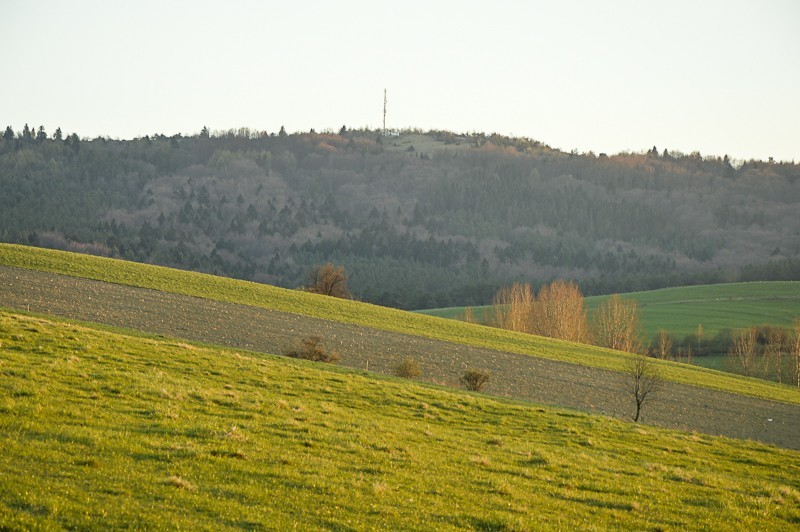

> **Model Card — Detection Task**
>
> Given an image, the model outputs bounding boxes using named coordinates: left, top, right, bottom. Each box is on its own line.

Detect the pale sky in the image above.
left=2, top=0, right=798, bottom=161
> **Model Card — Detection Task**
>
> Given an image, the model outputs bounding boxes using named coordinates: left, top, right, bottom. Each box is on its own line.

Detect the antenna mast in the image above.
left=383, top=89, right=387, bottom=134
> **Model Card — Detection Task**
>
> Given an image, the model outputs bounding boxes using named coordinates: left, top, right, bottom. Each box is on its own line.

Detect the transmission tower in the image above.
left=383, top=89, right=387, bottom=134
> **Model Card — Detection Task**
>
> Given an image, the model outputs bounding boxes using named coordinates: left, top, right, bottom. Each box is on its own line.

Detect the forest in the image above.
left=1, top=124, right=799, bottom=309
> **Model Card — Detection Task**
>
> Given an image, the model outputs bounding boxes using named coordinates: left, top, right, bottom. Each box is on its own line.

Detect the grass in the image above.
left=1, top=310, right=799, bottom=529
left=2, top=243, right=799, bottom=407
left=420, top=282, right=800, bottom=340
left=586, top=283, right=800, bottom=339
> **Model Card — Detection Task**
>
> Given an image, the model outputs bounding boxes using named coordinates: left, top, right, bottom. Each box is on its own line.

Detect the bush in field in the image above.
left=285, top=336, right=339, bottom=364
left=460, top=369, right=490, bottom=392
left=393, top=357, right=422, bottom=379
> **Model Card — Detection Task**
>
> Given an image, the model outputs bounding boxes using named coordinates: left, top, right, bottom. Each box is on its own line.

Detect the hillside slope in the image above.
left=2, top=128, right=799, bottom=308
left=1, top=244, right=799, bottom=450
left=1, top=311, right=799, bottom=529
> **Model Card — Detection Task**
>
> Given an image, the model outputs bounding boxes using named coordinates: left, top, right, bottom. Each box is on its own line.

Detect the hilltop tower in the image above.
left=383, top=89, right=387, bottom=134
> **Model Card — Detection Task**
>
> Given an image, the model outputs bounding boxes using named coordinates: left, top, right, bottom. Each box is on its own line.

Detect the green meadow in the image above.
left=1, top=311, right=799, bottom=529
left=420, top=282, right=800, bottom=340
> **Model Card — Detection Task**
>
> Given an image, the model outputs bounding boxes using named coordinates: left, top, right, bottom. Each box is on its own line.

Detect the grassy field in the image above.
left=1, top=310, right=799, bottom=529
left=2, top=243, right=799, bottom=408
left=420, top=282, right=800, bottom=339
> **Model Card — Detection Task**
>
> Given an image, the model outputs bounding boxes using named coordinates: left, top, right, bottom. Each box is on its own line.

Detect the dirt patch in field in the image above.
left=1, top=265, right=798, bottom=450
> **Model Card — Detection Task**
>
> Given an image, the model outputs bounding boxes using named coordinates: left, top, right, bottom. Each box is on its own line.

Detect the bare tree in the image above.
left=592, top=294, right=645, bottom=354
left=303, top=262, right=351, bottom=299
left=491, top=282, right=535, bottom=333
left=461, top=306, right=478, bottom=324
left=625, top=354, right=662, bottom=422
left=655, top=329, right=673, bottom=360
left=790, top=319, right=800, bottom=387
left=728, top=327, right=757, bottom=376
left=763, top=327, right=786, bottom=384
left=531, top=280, right=589, bottom=343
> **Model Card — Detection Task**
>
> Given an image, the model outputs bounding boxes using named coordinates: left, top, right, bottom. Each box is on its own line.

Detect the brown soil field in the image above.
left=1, top=265, right=798, bottom=450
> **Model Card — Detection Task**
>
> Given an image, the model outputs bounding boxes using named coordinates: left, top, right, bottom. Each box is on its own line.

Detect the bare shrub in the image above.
left=393, top=357, right=422, bottom=379
left=460, top=369, right=490, bottom=392
left=285, top=336, right=339, bottom=364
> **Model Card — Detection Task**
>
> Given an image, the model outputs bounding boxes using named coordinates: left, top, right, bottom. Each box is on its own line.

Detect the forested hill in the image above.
left=2, top=125, right=799, bottom=309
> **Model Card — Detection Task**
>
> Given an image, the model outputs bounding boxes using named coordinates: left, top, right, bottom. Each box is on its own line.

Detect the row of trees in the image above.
left=727, top=323, right=800, bottom=385
left=487, top=281, right=644, bottom=353
left=484, top=280, right=800, bottom=387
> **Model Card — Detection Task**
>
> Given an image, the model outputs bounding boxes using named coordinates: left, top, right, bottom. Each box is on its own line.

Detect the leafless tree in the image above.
left=655, top=329, right=673, bottom=360
left=625, top=354, right=662, bottom=422
left=763, top=327, right=786, bottom=384
left=491, top=282, right=534, bottom=333
left=532, top=280, right=589, bottom=343
left=728, top=327, right=757, bottom=377
left=461, top=306, right=478, bottom=324
left=303, top=262, right=351, bottom=299
left=592, top=294, right=645, bottom=354
left=790, top=319, right=800, bottom=387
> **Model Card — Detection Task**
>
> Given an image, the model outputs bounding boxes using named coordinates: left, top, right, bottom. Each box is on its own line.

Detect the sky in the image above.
left=2, top=0, right=798, bottom=162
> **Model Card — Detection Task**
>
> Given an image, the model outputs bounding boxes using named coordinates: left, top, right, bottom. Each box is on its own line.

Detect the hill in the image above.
left=2, top=311, right=799, bottom=529
left=1, top=127, right=799, bottom=309
left=2, top=244, right=799, bottom=451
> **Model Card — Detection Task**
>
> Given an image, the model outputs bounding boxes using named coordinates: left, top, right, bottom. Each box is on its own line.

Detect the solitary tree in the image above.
left=625, top=354, right=662, bottom=422
left=303, top=262, right=351, bottom=299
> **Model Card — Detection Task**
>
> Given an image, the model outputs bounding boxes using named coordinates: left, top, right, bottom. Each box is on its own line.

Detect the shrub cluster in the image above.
left=285, top=336, right=339, bottom=364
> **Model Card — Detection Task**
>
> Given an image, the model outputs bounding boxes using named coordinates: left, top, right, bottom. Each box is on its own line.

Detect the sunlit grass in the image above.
left=1, top=311, right=798, bottom=529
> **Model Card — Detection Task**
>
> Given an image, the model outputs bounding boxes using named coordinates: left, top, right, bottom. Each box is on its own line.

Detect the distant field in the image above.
left=2, top=243, right=799, bottom=407
left=1, top=311, right=798, bottom=529
left=420, top=282, right=800, bottom=339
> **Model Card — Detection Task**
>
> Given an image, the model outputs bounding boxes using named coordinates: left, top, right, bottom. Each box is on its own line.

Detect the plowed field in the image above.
left=2, top=265, right=798, bottom=449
